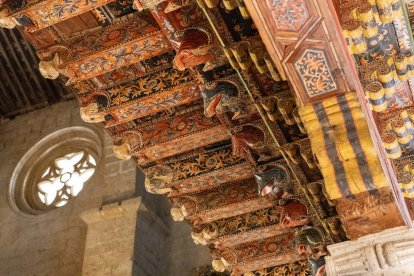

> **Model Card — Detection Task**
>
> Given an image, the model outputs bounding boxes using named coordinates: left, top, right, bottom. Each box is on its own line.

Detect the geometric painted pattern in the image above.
left=294, top=49, right=337, bottom=96
left=267, top=0, right=309, bottom=31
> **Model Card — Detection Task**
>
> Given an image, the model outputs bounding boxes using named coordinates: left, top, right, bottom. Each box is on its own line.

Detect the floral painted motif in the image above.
left=57, top=12, right=158, bottom=60
left=107, top=66, right=194, bottom=106
left=294, top=49, right=337, bottom=96
left=64, top=33, right=170, bottom=82
left=267, top=0, right=309, bottom=32
left=251, top=259, right=310, bottom=276
left=214, top=232, right=295, bottom=265
left=199, top=205, right=281, bottom=238
left=172, top=143, right=244, bottom=181
left=15, top=0, right=114, bottom=32
left=107, top=84, right=200, bottom=126
left=170, top=178, right=258, bottom=217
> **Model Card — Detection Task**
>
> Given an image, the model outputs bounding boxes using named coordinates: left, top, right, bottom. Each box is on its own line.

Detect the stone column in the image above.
left=80, top=197, right=141, bottom=276
left=325, top=226, right=414, bottom=275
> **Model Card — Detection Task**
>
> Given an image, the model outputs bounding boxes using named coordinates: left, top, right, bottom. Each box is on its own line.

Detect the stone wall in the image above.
left=0, top=100, right=211, bottom=276
left=81, top=198, right=141, bottom=276
left=0, top=100, right=136, bottom=276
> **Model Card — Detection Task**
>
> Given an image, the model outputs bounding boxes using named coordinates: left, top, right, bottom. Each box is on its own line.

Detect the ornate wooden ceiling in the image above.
left=0, top=27, right=74, bottom=118
left=3, top=0, right=414, bottom=275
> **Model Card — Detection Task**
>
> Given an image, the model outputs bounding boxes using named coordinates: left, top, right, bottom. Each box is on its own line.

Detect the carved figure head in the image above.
left=144, top=165, right=173, bottom=194
left=39, top=53, right=60, bottom=79
left=173, top=45, right=214, bottom=71
left=295, top=227, right=327, bottom=276
left=255, top=166, right=291, bottom=197
left=231, top=125, right=265, bottom=158
left=202, top=80, right=239, bottom=118
left=80, top=102, right=105, bottom=123
left=279, top=200, right=309, bottom=228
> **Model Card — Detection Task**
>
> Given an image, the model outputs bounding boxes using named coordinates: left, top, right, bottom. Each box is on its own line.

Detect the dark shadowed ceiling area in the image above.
left=0, top=28, right=75, bottom=119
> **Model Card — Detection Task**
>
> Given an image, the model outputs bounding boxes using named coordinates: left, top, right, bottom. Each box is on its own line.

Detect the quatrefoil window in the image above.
left=8, top=126, right=102, bottom=215
left=37, top=151, right=96, bottom=207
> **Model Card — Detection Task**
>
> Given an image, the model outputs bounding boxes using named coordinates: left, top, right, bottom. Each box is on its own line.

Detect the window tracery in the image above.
left=37, top=151, right=96, bottom=207
left=8, top=126, right=102, bottom=215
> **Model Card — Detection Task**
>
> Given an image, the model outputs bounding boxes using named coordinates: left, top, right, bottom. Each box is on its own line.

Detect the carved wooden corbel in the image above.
left=230, top=42, right=251, bottom=71
left=170, top=205, right=189, bottom=221
left=173, top=27, right=216, bottom=71
left=0, top=7, right=19, bottom=29
left=191, top=225, right=218, bottom=245
left=294, top=226, right=327, bottom=276
left=299, top=142, right=317, bottom=169
left=261, top=96, right=280, bottom=122
left=144, top=165, right=174, bottom=194
left=80, top=102, right=106, bottom=124
left=278, top=98, right=296, bottom=125
left=212, top=258, right=230, bottom=272
left=39, top=53, right=61, bottom=80
left=280, top=144, right=301, bottom=165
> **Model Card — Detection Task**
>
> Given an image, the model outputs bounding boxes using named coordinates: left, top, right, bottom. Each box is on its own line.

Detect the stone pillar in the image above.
left=325, top=226, right=414, bottom=275
left=80, top=197, right=141, bottom=276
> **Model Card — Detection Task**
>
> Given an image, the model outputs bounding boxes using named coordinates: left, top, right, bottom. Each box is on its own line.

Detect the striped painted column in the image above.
left=300, top=93, right=388, bottom=199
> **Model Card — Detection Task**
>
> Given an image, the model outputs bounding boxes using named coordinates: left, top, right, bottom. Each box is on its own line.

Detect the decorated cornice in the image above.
left=0, top=0, right=116, bottom=31
left=110, top=106, right=229, bottom=164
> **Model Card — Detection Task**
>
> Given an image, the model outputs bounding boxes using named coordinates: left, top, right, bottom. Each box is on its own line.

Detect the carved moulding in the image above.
left=394, top=155, right=414, bottom=199
left=223, top=38, right=282, bottom=81
left=299, top=92, right=388, bottom=199
left=261, top=94, right=306, bottom=134
left=325, top=225, right=414, bottom=275
left=358, top=57, right=414, bottom=114
left=280, top=138, right=318, bottom=171
left=0, top=0, right=115, bottom=32
left=197, top=0, right=251, bottom=20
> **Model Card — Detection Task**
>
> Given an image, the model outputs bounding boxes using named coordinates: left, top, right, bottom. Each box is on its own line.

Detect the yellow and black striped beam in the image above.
left=300, top=92, right=387, bottom=199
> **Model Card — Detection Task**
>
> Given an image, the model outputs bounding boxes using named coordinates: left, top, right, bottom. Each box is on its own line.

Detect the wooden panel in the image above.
left=244, top=0, right=359, bottom=105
